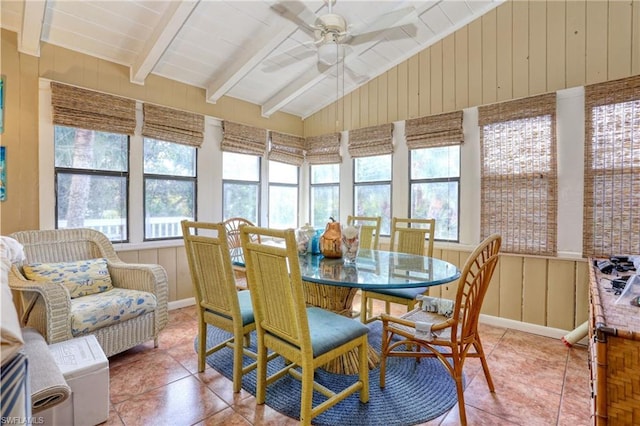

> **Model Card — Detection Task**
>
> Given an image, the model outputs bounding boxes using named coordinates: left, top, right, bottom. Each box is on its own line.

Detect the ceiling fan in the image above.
left=269, top=0, right=417, bottom=74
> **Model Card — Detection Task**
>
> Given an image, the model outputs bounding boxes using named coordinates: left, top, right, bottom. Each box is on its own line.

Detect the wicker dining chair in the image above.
left=379, top=234, right=501, bottom=426
left=182, top=220, right=269, bottom=392
left=360, top=217, right=435, bottom=324
left=222, top=217, right=259, bottom=290
left=347, top=215, right=381, bottom=251
left=240, top=225, right=369, bottom=425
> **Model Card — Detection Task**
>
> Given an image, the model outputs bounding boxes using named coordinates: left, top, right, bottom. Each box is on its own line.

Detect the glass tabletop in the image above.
left=297, top=249, right=460, bottom=290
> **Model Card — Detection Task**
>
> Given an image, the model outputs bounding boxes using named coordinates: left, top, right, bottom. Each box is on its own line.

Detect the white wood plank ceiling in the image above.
left=1, top=0, right=504, bottom=119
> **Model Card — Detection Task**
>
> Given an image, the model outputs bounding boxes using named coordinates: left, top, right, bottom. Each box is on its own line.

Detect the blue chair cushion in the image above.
left=205, top=290, right=254, bottom=326
left=237, top=290, right=255, bottom=326
left=306, top=307, right=369, bottom=357
left=369, top=287, right=428, bottom=300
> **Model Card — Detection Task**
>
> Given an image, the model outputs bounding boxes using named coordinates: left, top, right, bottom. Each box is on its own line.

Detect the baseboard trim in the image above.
left=479, top=314, right=588, bottom=347
left=168, top=297, right=196, bottom=311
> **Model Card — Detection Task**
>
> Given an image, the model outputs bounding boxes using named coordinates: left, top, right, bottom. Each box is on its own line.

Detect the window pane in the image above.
left=269, top=186, right=297, bottom=229
left=269, top=161, right=298, bottom=184
left=311, top=185, right=339, bottom=228
left=144, top=138, right=195, bottom=176
left=311, top=164, right=340, bottom=184
left=55, top=126, right=127, bottom=171
left=145, top=178, right=195, bottom=239
left=354, top=184, right=391, bottom=234
left=354, top=155, right=392, bottom=182
left=223, top=182, right=259, bottom=223
left=411, top=146, right=460, bottom=179
left=56, top=173, right=127, bottom=241
left=223, top=152, right=259, bottom=181
left=411, top=182, right=459, bottom=241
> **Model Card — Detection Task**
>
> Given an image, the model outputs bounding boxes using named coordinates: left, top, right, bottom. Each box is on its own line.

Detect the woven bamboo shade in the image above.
left=583, top=75, right=640, bottom=257
left=305, top=133, right=341, bottom=164
left=142, top=103, right=204, bottom=147
left=269, top=131, right=305, bottom=166
left=221, top=121, right=267, bottom=156
left=348, top=123, right=394, bottom=158
left=50, top=82, right=136, bottom=135
left=405, top=110, right=463, bottom=149
left=479, top=93, right=557, bottom=256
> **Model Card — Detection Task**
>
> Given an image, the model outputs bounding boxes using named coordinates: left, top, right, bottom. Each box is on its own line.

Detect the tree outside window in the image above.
left=55, top=126, right=129, bottom=242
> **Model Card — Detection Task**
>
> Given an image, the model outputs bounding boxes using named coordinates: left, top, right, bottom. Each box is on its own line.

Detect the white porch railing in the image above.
left=59, top=217, right=189, bottom=240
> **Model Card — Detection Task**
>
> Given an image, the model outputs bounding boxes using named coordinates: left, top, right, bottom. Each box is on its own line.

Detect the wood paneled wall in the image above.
left=304, top=0, right=640, bottom=136
left=302, top=0, right=632, bottom=331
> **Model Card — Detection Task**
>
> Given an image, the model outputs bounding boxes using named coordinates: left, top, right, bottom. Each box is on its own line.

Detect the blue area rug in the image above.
left=199, top=321, right=459, bottom=426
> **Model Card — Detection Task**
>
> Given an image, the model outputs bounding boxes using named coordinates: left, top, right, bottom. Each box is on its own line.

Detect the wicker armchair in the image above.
left=380, top=234, right=501, bottom=425
left=360, top=217, right=435, bottom=323
left=8, top=228, right=168, bottom=357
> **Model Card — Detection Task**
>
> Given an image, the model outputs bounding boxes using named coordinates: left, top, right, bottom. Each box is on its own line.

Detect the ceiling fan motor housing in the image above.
left=315, top=13, right=348, bottom=43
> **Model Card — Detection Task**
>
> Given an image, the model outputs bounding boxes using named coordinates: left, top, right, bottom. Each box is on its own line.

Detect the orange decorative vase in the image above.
left=320, top=218, right=342, bottom=258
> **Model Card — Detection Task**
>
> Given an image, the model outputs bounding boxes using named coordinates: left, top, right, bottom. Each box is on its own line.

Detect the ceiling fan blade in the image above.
left=263, top=45, right=317, bottom=72
left=345, top=65, right=369, bottom=85
left=343, top=59, right=369, bottom=84
left=317, top=56, right=368, bottom=85
left=270, top=1, right=320, bottom=37
left=348, top=23, right=418, bottom=46
left=348, top=5, right=417, bottom=38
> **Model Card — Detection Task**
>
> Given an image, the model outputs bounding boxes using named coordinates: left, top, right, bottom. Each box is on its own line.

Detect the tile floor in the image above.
left=103, top=296, right=591, bottom=426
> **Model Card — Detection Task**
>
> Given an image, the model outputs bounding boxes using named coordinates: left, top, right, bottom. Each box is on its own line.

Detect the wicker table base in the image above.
left=302, top=281, right=380, bottom=375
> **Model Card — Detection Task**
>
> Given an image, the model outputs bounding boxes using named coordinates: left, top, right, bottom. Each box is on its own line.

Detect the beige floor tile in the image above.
left=114, top=375, right=229, bottom=426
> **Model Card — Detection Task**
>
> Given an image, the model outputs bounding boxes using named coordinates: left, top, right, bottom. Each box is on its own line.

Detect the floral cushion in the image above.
left=70, top=288, right=157, bottom=336
left=23, top=258, right=113, bottom=298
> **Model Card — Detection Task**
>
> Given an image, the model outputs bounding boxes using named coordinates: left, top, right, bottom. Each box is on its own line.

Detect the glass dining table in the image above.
left=298, top=249, right=459, bottom=311
left=235, top=247, right=461, bottom=374
left=297, top=249, right=460, bottom=374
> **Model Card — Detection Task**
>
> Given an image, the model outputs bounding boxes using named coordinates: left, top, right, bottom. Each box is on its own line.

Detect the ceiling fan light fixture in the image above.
left=317, top=42, right=345, bottom=66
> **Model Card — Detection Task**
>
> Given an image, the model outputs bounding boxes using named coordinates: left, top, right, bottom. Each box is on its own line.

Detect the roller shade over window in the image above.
left=305, top=133, right=341, bottom=164
left=221, top=121, right=267, bottom=156
left=269, top=131, right=305, bottom=166
left=583, top=75, right=640, bottom=257
left=50, top=82, right=136, bottom=135
left=479, top=93, right=558, bottom=256
left=348, top=123, right=394, bottom=158
left=142, top=103, right=204, bottom=147
left=405, top=110, right=464, bottom=149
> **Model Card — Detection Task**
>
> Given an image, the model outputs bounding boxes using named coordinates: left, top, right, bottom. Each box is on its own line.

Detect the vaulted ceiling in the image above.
left=1, top=0, right=504, bottom=119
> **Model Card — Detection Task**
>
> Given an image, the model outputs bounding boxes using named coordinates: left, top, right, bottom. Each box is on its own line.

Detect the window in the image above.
left=410, top=146, right=460, bottom=241
left=305, top=132, right=342, bottom=228
left=50, top=82, right=136, bottom=242
left=143, top=138, right=196, bottom=240
left=584, top=75, right=640, bottom=256
left=222, top=152, right=260, bottom=224
left=268, top=161, right=298, bottom=229
left=354, top=154, right=392, bottom=235
left=55, top=126, right=129, bottom=242
left=310, top=164, right=340, bottom=228
left=479, top=93, right=557, bottom=256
